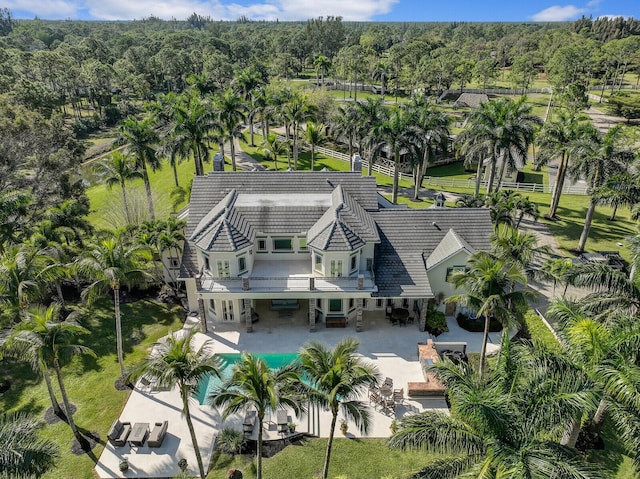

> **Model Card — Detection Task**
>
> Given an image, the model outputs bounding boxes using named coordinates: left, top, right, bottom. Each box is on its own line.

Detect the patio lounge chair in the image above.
left=107, top=419, right=132, bottom=447
left=276, top=410, right=288, bottom=433
left=243, top=410, right=257, bottom=434
left=147, top=421, right=168, bottom=448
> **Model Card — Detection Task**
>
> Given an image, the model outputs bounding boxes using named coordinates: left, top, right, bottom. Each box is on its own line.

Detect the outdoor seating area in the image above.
left=387, top=307, right=413, bottom=327
left=369, top=377, right=401, bottom=414
left=107, top=418, right=168, bottom=448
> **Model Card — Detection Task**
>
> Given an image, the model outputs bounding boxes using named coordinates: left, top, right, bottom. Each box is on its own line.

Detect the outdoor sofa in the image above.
left=107, top=419, right=132, bottom=447
left=147, top=420, right=168, bottom=447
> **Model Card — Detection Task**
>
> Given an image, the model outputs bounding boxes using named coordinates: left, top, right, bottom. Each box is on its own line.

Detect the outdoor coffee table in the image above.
left=128, top=422, right=149, bottom=447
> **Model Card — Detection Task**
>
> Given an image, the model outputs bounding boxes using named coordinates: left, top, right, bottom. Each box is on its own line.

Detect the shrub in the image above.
left=425, top=309, right=448, bottom=336
left=216, top=427, right=245, bottom=455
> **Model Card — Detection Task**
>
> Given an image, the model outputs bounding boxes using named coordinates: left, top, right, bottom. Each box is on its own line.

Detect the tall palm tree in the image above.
left=95, top=151, right=143, bottom=226
left=167, top=93, right=214, bottom=177
left=128, top=328, right=220, bottom=479
left=357, top=97, right=387, bottom=176
left=1, top=304, right=96, bottom=450
left=283, top=93, right=316, bottom=170
left=45, top=199, right=93, bottom=248
left=304, top=122, right=326, bottom=171
left=157, top=216, right=186, bottom=288
left=0, top=412, right=58, bottom=477
left=0, top=190, right=31, bottom=249
left=372, top=108, right=415, bottom=204
left=540, top=257, right=574, bottom=297
left=457, top=96, right=540, bottom=195
left=298, top=338, right=379, bottom=479
left=569, top=124, right=633, bottom=252
left=448, top=251, right=533, bottom=376
left=389, top=337, right=602, bottom=478
left=536, top=110, right=589, bottom=219
left=234, top=67, right=262, bottom=147
left=405, top=96, right=451, bottom=200
left=119, top=117, right=160, bottom=220
left=209, top=353, right=304, bottom=479
left=216, top=89, right=246, bottom=172
left=331, top=103, right=360, bottom=169
left=314, top=55, right=331, bottom=88
left=75, top=232, right=148, bottom=377
left=491, top=227, right=551, bottom=281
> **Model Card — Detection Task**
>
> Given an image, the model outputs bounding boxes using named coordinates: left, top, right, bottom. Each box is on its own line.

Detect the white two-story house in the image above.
left=178, top=171, right=492, bottom=333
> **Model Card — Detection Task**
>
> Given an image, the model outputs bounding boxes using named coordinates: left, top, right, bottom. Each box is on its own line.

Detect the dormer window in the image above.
left=273, top=238, right=292, bottom=252
left=238, top=256, right=247, bottom=273
left=314, top=252, right=323, bottom=273
left=350, top=254, right=358, bottom=272
left=217, top=260, right=230, bottom=278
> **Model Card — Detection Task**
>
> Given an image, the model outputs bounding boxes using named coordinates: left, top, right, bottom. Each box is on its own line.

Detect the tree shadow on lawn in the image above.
left=0, top=359, right=43, bottom=413
left=587, top=421, right=628, bottom=476
left=76, top=298, right=184, bottom=374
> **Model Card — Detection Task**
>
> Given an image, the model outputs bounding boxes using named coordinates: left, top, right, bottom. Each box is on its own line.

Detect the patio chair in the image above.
left=276, top=410, right=288, bottom=433
left=382, top=398, right=396, bottom=414
left=107, top=419, right=132, bottom=447
left=383, top=377, right=393, bottom=388
left=147, top=421, right=168, bottom=448
left=243, top=410, right=257, bottom=434
left=393, top=388, right=404, bottom=403
left=368, top=383, right=380, bottom=397
left=369, top=391, right=382, bottom=408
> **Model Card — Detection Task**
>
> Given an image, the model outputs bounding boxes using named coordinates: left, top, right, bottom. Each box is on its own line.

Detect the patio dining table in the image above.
left=391, top=308, right=410, bottom=326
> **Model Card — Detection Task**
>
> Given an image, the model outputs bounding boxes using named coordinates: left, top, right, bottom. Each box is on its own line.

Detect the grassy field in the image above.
left=0, top=298, right=185, bottom=479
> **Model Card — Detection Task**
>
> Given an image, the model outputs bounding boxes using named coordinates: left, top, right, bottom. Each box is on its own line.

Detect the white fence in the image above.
left=422, top=176, right=588, bottom=195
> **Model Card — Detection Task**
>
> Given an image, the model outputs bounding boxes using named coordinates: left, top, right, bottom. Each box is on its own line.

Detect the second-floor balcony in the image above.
left=198, top=259, right=376, bottom=294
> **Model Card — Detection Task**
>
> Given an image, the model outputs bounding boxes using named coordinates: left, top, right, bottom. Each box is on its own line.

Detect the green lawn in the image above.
left=206, top=438, right=442, bottom=479
left=0, top=298, right=185, bottom=479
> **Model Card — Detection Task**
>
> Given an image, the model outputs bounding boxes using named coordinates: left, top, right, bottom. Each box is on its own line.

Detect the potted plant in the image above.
left=287, top=422, right=296, bottom=433
left=340, top=419, right=348, bottom=435
left=389, top=419, right=398, bottom=434
left=119, top=459, right=129, bottom=472
left=178, top=458, right=188, bottom=472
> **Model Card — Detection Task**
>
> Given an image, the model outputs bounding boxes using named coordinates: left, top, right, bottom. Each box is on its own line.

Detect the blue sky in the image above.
left=5, top=0, right=640, bottom=22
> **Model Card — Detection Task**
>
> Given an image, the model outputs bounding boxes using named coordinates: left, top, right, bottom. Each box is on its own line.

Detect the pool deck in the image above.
left=95, top=312, right=501, bottom=478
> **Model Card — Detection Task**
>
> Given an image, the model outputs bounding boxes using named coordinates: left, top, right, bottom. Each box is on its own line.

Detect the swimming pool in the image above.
left=194, top=353, right=299, bottom=405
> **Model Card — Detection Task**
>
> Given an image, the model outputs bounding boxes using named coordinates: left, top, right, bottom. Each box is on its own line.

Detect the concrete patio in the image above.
left=95, top=311, right=495, bottom=478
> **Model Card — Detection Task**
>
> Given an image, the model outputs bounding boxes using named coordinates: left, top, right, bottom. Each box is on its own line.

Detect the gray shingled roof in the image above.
left=180, top=172, right=378, bottom=277
left=425, top=229, right=475, bottom=270
left=372, top=208, right=492, bottom=297
left=307, top=185, right=379, bottom=251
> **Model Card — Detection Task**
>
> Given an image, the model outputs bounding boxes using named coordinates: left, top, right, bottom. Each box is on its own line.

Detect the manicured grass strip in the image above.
left=1, top=298, right=184, bottom=479
left=206, top=438, right=443, bottom=479
left=523, top=309, right=561, bottom=353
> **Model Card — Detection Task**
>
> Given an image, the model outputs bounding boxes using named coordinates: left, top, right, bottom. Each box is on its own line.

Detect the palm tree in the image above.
left=457, top=96, right=540, bottom=195
left=547, top=298, right=640, bottom=454
left=216, top=89, right=246, bottom=172
left=260, top=133, right=289, bottom=171
left=95, top=151, right=143, bottom=226
left=0, top=190, right=31, bottom=249
left=540, top=257, right=574, bottom=296
left=594, top=172, right=640, bottom=221
left=569, top=124, right=634, bottom=252
left=331, top=103, right=360, bottom=168
left=389, top=337, right=602, bottom=478
left=372, top=108, right=415, bottom=204
left=75, top=232, right=148, bottom=377
left=0, top=412, right=58, bottom=477
left=128, top=328, right=220, bottom=479
left=45, top=199, right=93, bottom=248
left=1, top=304, right=96, bottom=450
left=371, top=60, right=390, bottom=99
left=405, top=96, right=450, bottom=200
left=491, top=227, right=551, bottom=281
left=234, top=67, right=262, bottom=147
left=356, top=97, right=387, bottom=176
left=119, top=117, right=160, bottom=220
left=157, top=216, right=186, bottom=288
left=0, top=244, right=55, bottom=321
left=448, top=251, right=533, bottom=376
left=536, top=110, right=589, bottom=219
left=314, top=55, right=331, bottom=88
left=283, top=92, right=316, bottom=170
left=298, top=338, right=379, bottom=479
left=209, top=353, right=304, bottom=479
left=167, top=92, right=216, bottom=177
left=304, top=122, right=326, bottom=171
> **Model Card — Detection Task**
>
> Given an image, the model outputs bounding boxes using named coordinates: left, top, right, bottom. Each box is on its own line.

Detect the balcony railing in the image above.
left=198, top=272, right=375, bottom=293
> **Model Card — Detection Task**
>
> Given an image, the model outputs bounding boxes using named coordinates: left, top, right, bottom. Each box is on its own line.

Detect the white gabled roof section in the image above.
left=426, top=228, right=475, bottom=270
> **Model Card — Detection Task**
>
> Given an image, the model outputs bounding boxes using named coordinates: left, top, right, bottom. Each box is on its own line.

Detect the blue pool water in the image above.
left=195, top=353, right=299, bottom=405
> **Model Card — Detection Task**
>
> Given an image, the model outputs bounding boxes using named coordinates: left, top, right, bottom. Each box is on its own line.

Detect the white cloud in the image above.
left=76, top=0, right=399, bottom=21
left=6, top=0, right=79, bottom=18
left=531, top=5, right=585, bottom=21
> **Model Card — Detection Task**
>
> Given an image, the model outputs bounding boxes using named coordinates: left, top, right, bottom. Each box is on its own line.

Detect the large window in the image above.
left=330, top=260, right=343, bottom=277
left=217, top=260, right=230, bottom=278
left=314, top=253, right=323, bottom=272
left=446, top=266, right=467, bottom=283
left=204, top=255, right=210, bottom=271
left=350, top=254, right=358, bottom=272
left=273, top=238, right=292, bottom=251
left=238, top=256, right=247, bottom=273
left=329, top=298, right=342, bottom=313
left=209, top=299, right=216, bottom=312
